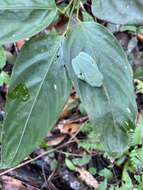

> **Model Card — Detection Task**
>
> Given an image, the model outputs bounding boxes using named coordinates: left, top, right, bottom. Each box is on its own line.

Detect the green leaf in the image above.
left=132, top=120, right=143, bottom=145
left=78, top=126, right=105, bottom=152
left=65, top=158, right=76, bottom=171
left=92, top=0, right=143, bottom=25
left=97, top=179, right=107, bottom=190
left=122, top=165, right=133, bottom=189
left=0, top=0, right=57, bottom=44
left=72, top=155, right=91, bottom=166
left=120, top=26, right=137, bottom=33
left=82, top=11, right=94, bottom=22
left=135, top=79, right=143, bottom=94
left=130, top=147, right=143, bottom=172
left=72, top=52, right=103, bottom=87
left=89, top=167, right=97, bottom=175
left=0, top=34, right=71, bottom=168
left=0, top=46, right=6, bottom=69
left=134, top=66, right=143, bottom=80
left=64, top=22, right=137, bottom=157
left=99, top=168, right=113, bottom=181
left=0, top=71, right=10, bottom=85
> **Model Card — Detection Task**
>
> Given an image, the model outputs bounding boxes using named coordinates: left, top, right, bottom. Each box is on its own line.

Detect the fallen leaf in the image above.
left=60, top=96, right=79, bottom=119
left=58, top=123, right=80, bottom=135
left=137, top=33, right=143, bottom=43
left=0, top=175, right=35, bottom=190
left=16, top=40, right=26, bottom=50
left=46, top=135, right=66, bottom=146
left=76, top=167, right=99, bottom=189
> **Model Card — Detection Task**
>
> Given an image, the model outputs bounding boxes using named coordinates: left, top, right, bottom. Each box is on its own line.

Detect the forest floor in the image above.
left=0, top=1, right=143, bottom=190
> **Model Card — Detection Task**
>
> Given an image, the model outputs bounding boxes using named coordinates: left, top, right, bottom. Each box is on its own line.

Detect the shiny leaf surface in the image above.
left=92, top=0, right=143, bottom=25
left=1, top=34, right=71, bottom=168
left=64, top=22, right=137, bottom=156
left=0, top=0, right=57, bottom=44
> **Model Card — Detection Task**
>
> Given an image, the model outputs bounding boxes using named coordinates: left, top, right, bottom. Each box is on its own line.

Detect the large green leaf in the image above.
left=64, top=22, right=137, bottom=156
left=0, top=34, right=71, bottom=168
left=0, top=0, right=57, bottom=44
left=92, top=0, right=143, bottom=25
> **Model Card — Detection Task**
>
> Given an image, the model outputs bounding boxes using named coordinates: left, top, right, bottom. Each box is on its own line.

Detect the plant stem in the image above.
left=64, top=0, right=79, bottom=35
left=76, top=0, right=81, bottom=21
left=63, top=0, right=74, bottom=14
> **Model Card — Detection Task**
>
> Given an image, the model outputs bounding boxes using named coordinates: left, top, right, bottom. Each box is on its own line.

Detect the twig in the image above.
left=63, top=0, right=74, bottom=14
left=55, top=150, right=87, bottom=157
left=62, top=116, right=88, bottom=124
left=42, top=163, right=48, bottom=188
left=48, top=171, right=55, bottom=182
left=0, top=149, right=55, bottom=177
left=0, top=139, right=75, bottom=176
left=64, top=0, right=79, bottom=35
left=0, top=119, right=93, bottom=177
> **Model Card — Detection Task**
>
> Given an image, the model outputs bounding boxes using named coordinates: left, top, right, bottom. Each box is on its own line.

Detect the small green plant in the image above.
left=0, top=0, right=141, bottom=168
left=135, top=79, right=143, bottom=94
left=0, top=46, right=10, bottom=85
left=78, top=122, right=105, bottom=152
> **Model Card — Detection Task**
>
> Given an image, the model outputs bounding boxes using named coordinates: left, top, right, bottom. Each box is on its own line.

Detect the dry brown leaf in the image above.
left=60, top=105, right=71, bottom=119
left=16, top=40, right=26, bottom=50
left=137, top=33, right=143, bottom=42
left=60, top=96, right=79, bottom=119
left=0, top=175, right=35, bottom=190
left=76, top=167, right=99, bottom=189
left=46, top=135, right=66, bottom=146
left=58, top=123, right=80, bottom=135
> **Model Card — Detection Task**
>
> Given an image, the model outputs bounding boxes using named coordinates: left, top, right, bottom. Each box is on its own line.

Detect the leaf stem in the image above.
left=63, top=0, right=79, bottom=36
left=63, top=0, right=75, bottom=14
left=76, top=0, right=81, bottom=21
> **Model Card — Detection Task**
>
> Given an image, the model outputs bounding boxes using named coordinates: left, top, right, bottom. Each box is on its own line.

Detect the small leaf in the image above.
left=72, top=52, right=103, bottom=87
left=72, top=155, right=91, bottom=166
left=82, top=11, right=93, bottom=22
left=65, top=158, right=76, bottom=171
left=89, top=167, right=97, bottom=175
left=88, top=167, right=97, bottom=175
left=97, top=179, right=107, bottom=190
left=132, top=120, right=143, bottom=145
left=120, top=26, right=137, bottom=33
left=0, top=46, right=6, bottom=69
left=99, top=168, right=113, bottom=181
left=135, top=79, right=143, bottom=94
left=122, top=165, right=133, bottom=188
left=0, top=71, right=10, bottom=85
